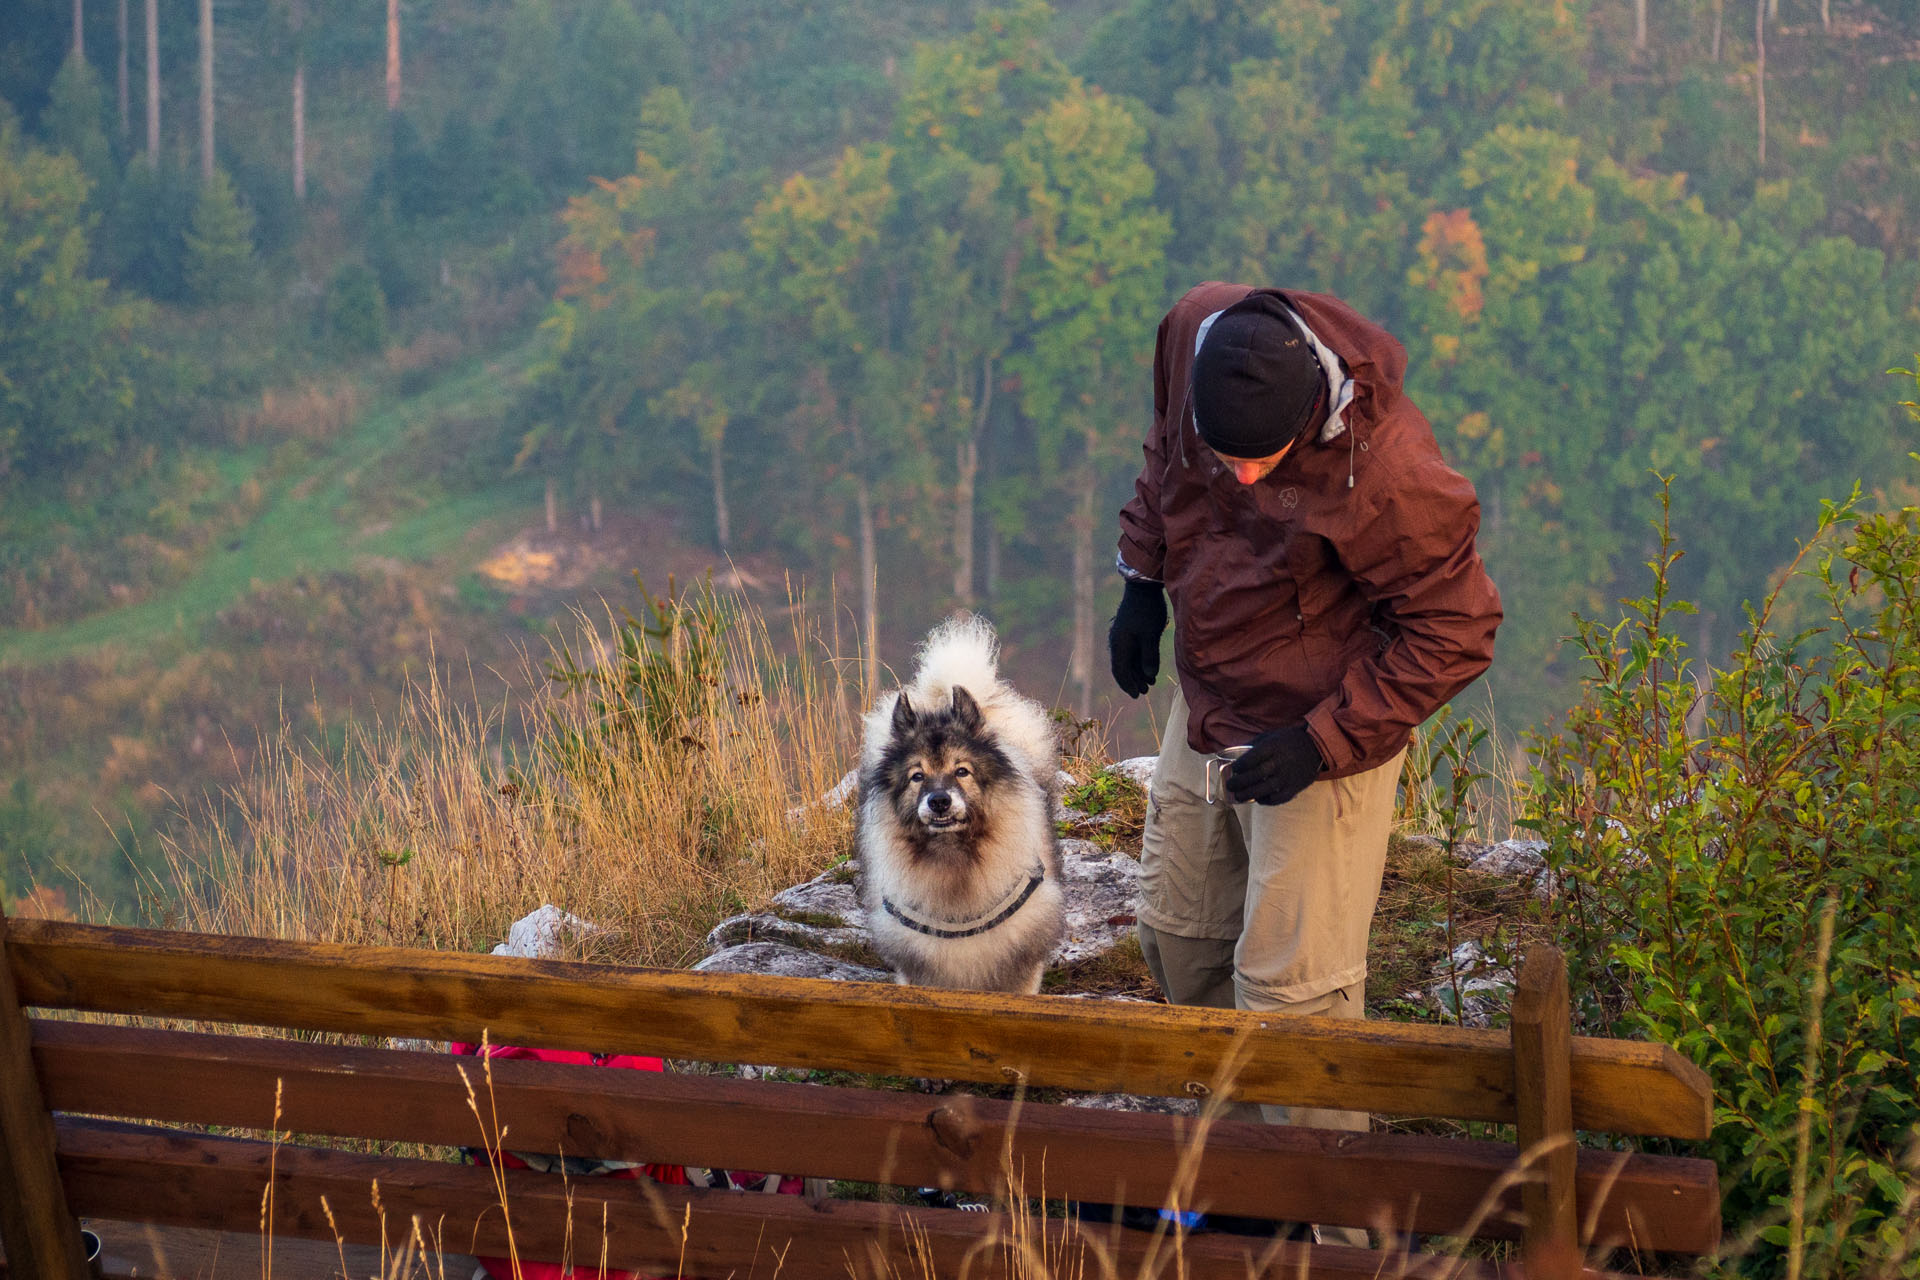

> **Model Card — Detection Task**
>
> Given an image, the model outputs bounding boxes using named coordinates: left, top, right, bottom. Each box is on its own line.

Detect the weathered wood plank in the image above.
left=30, top=1020, right=1723, bottom=1253
left=12, top=1220, right=462, bottom=1280
left=9, top=920, right=1713, bottom=1136
left=0, top=909, right=91, bottom=1280
left=1513, top=946, right=1581, bottom=1280
left=55, top=1117, right=1515, bottom=1280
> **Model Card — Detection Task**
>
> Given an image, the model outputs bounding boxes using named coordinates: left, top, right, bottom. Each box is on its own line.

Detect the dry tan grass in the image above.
left=228, top=378, right=368, bottom=445
left=156, top=586, right=864, bottom=968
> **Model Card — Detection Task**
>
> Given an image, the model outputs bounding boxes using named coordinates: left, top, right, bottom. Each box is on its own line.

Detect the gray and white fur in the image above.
left=857, top=614, right=1065, bottom=994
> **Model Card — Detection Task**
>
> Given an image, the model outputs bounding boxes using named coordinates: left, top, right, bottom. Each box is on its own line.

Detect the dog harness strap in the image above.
left=882, top=868, right=1046, bottom=940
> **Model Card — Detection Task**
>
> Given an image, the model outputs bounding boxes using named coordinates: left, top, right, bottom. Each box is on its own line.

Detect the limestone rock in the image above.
left=491, top=904, right=602, bottom=960
left=1062, top=1091, right=1198, bottom=1116
left=770, top=869, right=862, bottom=920
left=1468, top=839, right=1548, bottom=879
left=1053, top=840, right=1143, bottom=966
left=1108, top=756, right=1158, bottom=788
left=1428, top=940, right=1514, bottom=1029
left=706, top=912, right=869, bottom=954
left=694, top=942, right=892, bottom=984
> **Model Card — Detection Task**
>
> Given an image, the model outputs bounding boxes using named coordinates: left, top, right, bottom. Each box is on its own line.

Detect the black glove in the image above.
left=1107, top=579, right=1168, bottom=698
left=1225, top=724, right=1324, bottom=806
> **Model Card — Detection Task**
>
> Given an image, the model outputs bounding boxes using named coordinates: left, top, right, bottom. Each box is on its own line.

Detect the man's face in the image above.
left=1212, top=439, right=1296, bottom=486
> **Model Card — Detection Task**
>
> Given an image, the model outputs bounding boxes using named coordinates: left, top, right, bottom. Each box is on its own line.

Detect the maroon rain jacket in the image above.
left=1117, top=283, right=1502, bottom=777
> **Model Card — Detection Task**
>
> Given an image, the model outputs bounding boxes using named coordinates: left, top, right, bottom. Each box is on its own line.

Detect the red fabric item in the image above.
left=451, top=1041, right=687, bottom=1280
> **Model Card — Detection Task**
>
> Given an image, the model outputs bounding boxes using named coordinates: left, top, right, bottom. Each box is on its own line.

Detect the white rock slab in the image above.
left=1468, top=839, right=1548, bottom=879
left=694, top=942, right=892, bottom=984
left=1053, top=840, right=1143, bottom=966
left=770, top=868, right=861, bottom=920
left=706, top=911, right=869, bottom=954
left=491, top=904, right=602, bottom=960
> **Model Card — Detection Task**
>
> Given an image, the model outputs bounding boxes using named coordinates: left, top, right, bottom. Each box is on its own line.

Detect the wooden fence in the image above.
left=0, top=911, right=1720, bottom=1279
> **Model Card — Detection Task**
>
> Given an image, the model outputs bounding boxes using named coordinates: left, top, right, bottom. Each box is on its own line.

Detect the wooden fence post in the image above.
left=1512, top=943, right=1580, bottom=1280
left=0, top=904, right=92, bottom=1280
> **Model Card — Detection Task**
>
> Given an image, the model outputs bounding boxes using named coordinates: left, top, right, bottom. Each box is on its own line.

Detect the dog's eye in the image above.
left=954, top=766, right=971, bottom=779
left=909, top=770, right=924, bottom=783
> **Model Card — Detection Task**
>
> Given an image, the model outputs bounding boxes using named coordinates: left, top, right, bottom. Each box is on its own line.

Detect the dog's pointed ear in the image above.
left=950, top=686, right=983, bottom=732
left=891, top=692, right=916, bottom=735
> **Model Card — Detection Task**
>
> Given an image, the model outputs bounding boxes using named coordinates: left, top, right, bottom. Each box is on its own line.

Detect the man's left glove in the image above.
left=1225, top=724, right=1324, bottom=806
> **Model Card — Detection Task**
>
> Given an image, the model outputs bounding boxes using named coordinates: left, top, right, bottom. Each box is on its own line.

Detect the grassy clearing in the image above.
left=156, top=584, right=863, bottom=968
left=0, top=346, right=537, bottom=670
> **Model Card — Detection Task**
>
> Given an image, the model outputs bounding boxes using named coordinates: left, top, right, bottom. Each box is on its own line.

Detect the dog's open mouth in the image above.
left=922, top=815, right=967, bottom=832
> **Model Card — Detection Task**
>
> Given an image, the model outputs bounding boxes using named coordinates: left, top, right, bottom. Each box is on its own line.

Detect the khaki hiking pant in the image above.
left=1136, top=692, right=1404, bottom=1247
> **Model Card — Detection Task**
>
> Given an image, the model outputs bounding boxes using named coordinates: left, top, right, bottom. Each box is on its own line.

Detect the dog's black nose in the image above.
left=926, top=792, right=953, bottom=815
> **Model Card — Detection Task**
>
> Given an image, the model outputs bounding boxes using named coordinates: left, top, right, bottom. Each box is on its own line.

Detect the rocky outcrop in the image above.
left=693, top=941, right=892, bottom=984
left=699, top=840, right=1145, bottom=981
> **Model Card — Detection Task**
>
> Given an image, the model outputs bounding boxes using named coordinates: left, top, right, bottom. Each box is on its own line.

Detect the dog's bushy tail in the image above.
left=911, top=613, right=1000, bottom=706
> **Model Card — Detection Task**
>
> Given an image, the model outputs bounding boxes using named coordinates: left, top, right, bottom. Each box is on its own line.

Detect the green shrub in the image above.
left=324, top=263, right=387, bottom=354
left=183, top=169, right=259, bottom=304
left=1526, top=470, right=1920, bottom=1277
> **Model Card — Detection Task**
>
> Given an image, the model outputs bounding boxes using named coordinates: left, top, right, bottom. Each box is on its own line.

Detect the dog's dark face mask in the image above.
left=879, top=686, right=1015, bottom=858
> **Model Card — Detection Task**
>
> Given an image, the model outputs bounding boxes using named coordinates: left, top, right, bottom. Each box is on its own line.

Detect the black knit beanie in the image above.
left=1191, top=299, right=1326, bottom=458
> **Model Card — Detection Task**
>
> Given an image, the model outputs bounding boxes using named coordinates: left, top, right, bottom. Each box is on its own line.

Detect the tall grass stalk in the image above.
left=156, top=585, right=864, bottom=967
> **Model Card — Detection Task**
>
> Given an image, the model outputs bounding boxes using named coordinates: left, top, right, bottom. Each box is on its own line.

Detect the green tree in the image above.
left=522, top=88, right=746, bottom=538
left=746, top=141, right=903, bottom=690
left=890, top=1, right=1070, bottom=606
left=1004, top=82, right=1169, bottom=714
left=565, top=0, right=686, bottom=182
left=182, top=166, right=257, bottom=303
left=0, top=117, right=151, bottom=478
left=325, top=262, right=386, bottom=353
left=40, top=50, right=112, bottom=187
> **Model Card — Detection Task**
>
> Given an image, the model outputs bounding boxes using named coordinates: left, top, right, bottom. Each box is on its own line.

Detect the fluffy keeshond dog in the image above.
left=857, top=614, right=1066, bottom=994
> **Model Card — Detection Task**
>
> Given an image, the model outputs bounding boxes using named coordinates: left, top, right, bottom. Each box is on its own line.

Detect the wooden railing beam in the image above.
left=1513, top=944, right=1581, bottom=1280
left=0, top=907, right=91, bottom=1280
left=8, top=919, right=1714, bottom=1137
left=31, top=1020, right=1723, bottom=1252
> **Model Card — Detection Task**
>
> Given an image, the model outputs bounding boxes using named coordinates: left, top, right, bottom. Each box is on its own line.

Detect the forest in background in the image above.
left=1, top=0, right=1918, bottom=909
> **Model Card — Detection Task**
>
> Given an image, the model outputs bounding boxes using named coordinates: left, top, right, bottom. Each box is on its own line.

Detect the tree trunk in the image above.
left=1071, top=428, right=1098, bottom=720
left=952, top=355, right=992, bottom=609
left=589, top=493, right=603, bottom=533
left=1821, top=0, right=1829, bottom=30
left=710, top=434, right=732, bottom=553
left=73, top=0, right=85, bottom=59
left=986, top=522, right=1001, bottom=601
left=292, top=60, right=306, bottom=200
left=386, top=0, right=401, bottom=111
left=291, top=0, right=305, bottom=201
left=116, top=0, right=128, bottom=137
left=856, top=474, right=878, bottom=700
left=1754, top=0, right=1767, bottom=170
left=1711, top=0, right=1724, bottom=60
left=1634, top=0, right=1647, bottom=49
left=1687, top=609, right=1715, bottom=740
left=198, top=0, right=213, bottom=182
left=545, top=476, right=558, bottom=533
left=954, top=435, right=978, bottom=607
left=143, top=0, right=158, bottom=164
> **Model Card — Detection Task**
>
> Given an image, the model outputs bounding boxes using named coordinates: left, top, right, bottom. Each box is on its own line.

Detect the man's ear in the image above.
left=891, top=692, right=916, bottom=736
left=950, top=686, right=983, bottom=733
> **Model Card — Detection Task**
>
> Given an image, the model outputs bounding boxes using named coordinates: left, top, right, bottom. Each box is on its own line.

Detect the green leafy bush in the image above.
left=1526, top=467, right=1920, bottom=1277
left=324, top=263, right=388, bottom=354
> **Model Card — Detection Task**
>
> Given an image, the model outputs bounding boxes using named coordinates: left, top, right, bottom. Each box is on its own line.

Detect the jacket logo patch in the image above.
left=1280, top=487, right=1300, bottom=509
